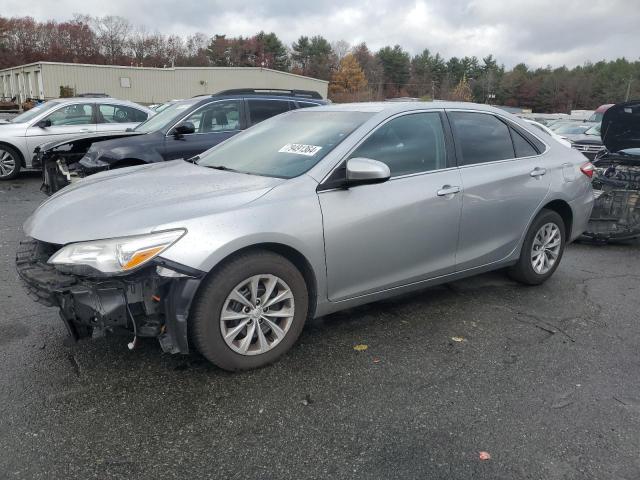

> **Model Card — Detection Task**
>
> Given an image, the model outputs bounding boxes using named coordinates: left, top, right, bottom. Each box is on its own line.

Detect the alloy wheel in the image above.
left=530, top=222, right=561, bottom=274
left=220, top=274, right=295, bottom=356
left=0, top=149, right=16, bottom=178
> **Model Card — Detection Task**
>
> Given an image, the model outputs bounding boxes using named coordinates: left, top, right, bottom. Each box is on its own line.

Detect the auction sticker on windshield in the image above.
left=278, top=144, right=322, bottom=156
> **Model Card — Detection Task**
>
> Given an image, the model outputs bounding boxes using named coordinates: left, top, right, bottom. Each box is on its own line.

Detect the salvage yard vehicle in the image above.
left=17, top=102, right=594, bottom=371
left=38, top=89, right=326, bottom=194
left=584, top=100, right=640, bottom=242
left=0, top=97, right=154, bottom=180
left=569, top=124, right=605, bottom=160
left=523, top=119, right=572, bottom=148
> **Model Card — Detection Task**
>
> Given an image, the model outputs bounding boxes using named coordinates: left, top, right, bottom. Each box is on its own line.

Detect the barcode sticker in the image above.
left=278, top=144, right=322, bottom=156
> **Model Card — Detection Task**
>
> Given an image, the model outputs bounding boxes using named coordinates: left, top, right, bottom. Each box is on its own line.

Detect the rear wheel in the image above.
left=190, top=251, right=309, bottom=371
left=508, top=209, right=566, bottom=285
left=0, top=145, right=21, bottom=180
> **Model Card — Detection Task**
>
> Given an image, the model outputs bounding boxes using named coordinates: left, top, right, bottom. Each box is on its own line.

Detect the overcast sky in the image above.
left=3, top=0, right=639, bottom=68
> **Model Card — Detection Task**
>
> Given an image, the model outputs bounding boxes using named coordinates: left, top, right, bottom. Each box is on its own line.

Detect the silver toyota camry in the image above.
left=18, top=102, right=594, bottom=371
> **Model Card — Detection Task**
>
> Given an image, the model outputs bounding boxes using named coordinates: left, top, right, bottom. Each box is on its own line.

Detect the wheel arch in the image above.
left=541, top=199, right=573, bottom=239
left=0, top=141, right=25, bottom=167
left=201, top=242, right=319, bottom=319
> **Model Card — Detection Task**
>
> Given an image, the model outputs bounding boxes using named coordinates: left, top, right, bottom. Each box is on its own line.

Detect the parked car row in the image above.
left=17, top=99, right=596, bottom=370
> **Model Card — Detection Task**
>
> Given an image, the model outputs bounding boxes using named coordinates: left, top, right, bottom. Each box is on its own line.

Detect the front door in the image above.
left=319, top=111, right=463, bottom=301
left=162, top=99, right=243, bottom=161
left=25, top=102, right=97, bottom=154
left=447, top=111, right=552, bottom=270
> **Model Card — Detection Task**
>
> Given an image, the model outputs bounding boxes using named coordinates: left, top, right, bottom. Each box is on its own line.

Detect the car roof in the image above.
left=49, top=97, right=153, bottom=111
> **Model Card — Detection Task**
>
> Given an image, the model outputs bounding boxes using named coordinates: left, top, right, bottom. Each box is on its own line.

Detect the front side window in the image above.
left=43, top=103, right=94, bottom=126
left=247, top=99, right=291, bottom=125
left=197, top=111, right=372, bottom=178
left=349, top=112, right=447, bottom=176
left=98, top=104, right=148, bottom=123
left=449, top=112, right=515, bottom=165
left=181, top=100, right=241, bottom=133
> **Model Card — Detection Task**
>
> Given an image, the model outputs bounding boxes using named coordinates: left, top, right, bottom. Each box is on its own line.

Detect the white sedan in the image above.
left=523, top=119, right=572, bottom=148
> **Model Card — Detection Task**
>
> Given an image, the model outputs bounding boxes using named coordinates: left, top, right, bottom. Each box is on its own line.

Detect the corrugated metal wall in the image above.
left=0, top=62, right=328, bottom=104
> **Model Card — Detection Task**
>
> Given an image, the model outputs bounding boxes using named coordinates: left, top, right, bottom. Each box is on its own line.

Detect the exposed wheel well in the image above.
left=542, top=200, right=573, bottom=239
left=206, top=243, right=318, bottom=319
left=0, top=141, right=25, bottom=167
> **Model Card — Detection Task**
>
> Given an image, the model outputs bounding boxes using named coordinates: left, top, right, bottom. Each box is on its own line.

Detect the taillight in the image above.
left=580, top=162, right=595, bottom=178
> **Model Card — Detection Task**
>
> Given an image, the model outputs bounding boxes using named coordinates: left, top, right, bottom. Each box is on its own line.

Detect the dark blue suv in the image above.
left=39, top=89, right=326, bottom=194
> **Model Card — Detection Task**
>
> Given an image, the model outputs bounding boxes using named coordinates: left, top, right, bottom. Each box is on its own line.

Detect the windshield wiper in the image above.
left=184, top=155, right=199, bottom=164
left=204, top=165, right=239, bottom=172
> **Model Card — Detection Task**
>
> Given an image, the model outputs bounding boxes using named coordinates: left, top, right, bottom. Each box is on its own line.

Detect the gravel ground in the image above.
left=1, top=173, right=639, bottom=480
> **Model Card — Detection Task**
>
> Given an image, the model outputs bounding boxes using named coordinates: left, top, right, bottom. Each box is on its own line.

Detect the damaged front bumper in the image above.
left=16, top=238, right=203, bottom=354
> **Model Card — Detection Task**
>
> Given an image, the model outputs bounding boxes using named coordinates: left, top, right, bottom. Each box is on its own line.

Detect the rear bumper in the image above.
left=16, top=239, right=202, bottom=352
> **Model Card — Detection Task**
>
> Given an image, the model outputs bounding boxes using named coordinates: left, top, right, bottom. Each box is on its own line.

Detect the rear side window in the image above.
left=247, top=99, right=291, bottom=125
left=510, top=127, right=538, bottom=157
left=98, top=104, right=148, bottom=123
left=449, top=112, right=515, bottom=165
left=349, top=112, right=447, bottom=177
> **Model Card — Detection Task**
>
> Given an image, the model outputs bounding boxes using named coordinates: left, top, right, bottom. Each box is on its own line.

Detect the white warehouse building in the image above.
left=0, top=62, right=329, bottom=104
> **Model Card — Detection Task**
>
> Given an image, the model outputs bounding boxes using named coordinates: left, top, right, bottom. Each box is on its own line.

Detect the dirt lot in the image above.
left=1, top=173, right=640, bottom=479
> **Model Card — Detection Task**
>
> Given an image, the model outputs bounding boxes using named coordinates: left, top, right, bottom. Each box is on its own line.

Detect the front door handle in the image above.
left=530, top=167, right=547, bottom=178
left=437, top=185, right=461, bottom=197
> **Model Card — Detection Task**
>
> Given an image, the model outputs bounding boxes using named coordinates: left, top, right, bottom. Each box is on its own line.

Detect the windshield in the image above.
left=134, top=99, right=199, bottom=133
left=553, top=123, right=591, bottom=135
left=197, top=110, right=373, bottom=178
left=10, top=101, right=58, bottom=123
left=587, top=112, right=604, bottom=123
left=585, top=124, right=601, bottom=136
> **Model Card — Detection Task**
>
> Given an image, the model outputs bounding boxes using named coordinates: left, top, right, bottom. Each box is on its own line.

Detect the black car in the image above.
left=38, top=89, right=326, bottom=194
left=569, top=123, right=605, bottom=160
left=584, top=100, right=640, bottom=242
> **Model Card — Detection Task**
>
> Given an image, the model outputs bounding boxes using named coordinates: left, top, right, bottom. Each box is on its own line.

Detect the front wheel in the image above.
left=508, top=209, right=566, bottom=285
left=190, top=251, right=309, bottom=371
left=0, top=145, right=21, bottom=180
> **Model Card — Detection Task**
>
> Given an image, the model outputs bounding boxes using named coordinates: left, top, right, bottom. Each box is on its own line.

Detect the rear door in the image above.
left=25, top=102, right=97, bottom=154
left=162, top=99, right=244, bottom=161
left=95, top=103, right=150, bottom=133
left=447, top=110, right=551, bottom=271
left=319, top=111, right=462, bottom=301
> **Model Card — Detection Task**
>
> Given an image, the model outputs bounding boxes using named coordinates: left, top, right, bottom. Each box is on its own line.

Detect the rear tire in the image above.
left=190, top=251, right=309, bottom=371
left=0, top=145, right=21, bottom=180
left=508, top=209, right=566, bottom=285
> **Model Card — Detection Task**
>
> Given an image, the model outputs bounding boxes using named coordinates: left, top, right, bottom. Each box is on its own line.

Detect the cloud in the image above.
left=2, top=0, right=639, bottom=68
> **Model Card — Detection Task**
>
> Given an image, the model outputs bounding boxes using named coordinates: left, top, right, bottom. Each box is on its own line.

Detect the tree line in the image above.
left=1, top=14, right=638, bottom=112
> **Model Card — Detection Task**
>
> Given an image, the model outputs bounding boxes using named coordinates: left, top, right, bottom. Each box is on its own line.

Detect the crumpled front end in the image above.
left=584, top=155, right=640, bottom=241
left=16, top=238, right=202, bottom=353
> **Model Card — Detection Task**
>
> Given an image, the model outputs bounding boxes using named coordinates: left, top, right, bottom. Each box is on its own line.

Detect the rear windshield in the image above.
left=197, top=111, right=373, bottom=178
left=134, top=99, right=200, bottom=133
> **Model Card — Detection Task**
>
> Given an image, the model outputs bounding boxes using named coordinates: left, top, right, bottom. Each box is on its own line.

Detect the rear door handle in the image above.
left=530, top=167, right=547, bottom=178
left=437, top=185, right=461, bottom=197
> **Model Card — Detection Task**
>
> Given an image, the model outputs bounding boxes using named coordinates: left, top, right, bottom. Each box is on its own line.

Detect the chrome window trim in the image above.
left=445, top=108, right=551, bottom=168
left=318, top=108, right=449, bottom=186
left=165, top=99, right=243, bottom=137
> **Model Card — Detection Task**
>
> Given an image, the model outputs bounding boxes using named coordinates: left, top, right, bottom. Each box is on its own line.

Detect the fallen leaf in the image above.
left=451, top=336, right=466, bottom=342
left=372, top=358, right=381, bottom=364
left=479, top=451, right=491, bottom=461
left=353, top=344, right=368, bottom=351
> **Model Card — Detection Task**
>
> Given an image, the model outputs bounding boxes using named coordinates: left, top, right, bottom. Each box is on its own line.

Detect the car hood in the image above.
left=568, top=134, right=603, bottom=145
left=601, top=101, right=640, bottom=152
left=24, top=160, right=284, bottom=244
left=38, top=131, right=145, bottom=154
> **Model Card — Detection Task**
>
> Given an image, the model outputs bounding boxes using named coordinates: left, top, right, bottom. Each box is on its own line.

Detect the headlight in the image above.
left=48, top=229, right=186, bottom=274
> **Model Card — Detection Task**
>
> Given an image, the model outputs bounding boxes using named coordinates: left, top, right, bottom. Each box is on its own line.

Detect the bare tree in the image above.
left=331, top=40, right=350, bottom=62
left=93, top=15, right=131, bottom=64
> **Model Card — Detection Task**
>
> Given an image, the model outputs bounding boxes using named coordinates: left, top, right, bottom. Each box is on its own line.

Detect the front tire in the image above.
left=190, top=251, right=309, bottom=371
left=508, top=209, right=566, bottom=285
left=0, top=145, right=21, bottom=180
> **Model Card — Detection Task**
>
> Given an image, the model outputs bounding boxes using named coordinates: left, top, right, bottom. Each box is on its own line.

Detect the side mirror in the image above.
left=173, top=121, right=195, bottom=136
left=345, top=158, right=390, bottom=187
left=36, top=119, right=52, bottom=128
